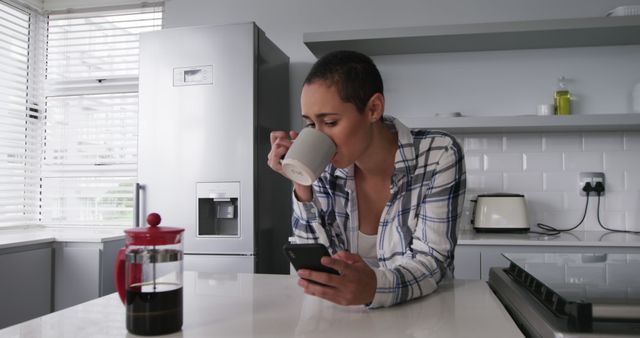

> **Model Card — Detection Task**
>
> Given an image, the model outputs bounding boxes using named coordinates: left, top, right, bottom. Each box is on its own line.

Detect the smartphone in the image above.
left=282, top=243, right=339, bottom=275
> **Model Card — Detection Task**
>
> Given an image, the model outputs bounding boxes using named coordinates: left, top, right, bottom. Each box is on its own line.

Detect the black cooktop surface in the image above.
left=504, top=253, right=640, bottom=304
left=503, top=253, right=640, bottom=324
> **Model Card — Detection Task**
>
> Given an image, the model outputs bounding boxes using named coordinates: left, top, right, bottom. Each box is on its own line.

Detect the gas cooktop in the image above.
left=489, top=253, right=640, bottom=337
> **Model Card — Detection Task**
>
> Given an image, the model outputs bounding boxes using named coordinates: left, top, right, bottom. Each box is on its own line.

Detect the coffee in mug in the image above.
left=282, top=128, right=336, bottom=186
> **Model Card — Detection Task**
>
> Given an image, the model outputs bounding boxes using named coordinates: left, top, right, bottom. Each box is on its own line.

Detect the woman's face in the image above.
left=300, top=81, right=374, bottom=168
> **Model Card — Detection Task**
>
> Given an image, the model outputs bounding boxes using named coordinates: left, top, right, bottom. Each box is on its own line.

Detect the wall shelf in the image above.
left=304, top=16, right=640, bottom=57
left=401, top=114, right=640, bottom=133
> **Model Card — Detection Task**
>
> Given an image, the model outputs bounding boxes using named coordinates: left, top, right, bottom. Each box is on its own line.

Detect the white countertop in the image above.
left=0, top=227, right=125, bottom=250
left=0, top=271, right=523, bottom=338
left=458, top=230, right=640, bottom=247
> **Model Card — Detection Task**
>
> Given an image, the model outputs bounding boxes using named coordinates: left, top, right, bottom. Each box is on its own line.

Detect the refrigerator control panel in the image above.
left=173, top=65, right=213, bottom=86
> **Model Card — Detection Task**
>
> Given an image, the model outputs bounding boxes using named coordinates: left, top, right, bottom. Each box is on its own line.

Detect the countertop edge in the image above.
left=0, top=237, right=56, bottom=250
left=0, top=228, right=125, bottom=250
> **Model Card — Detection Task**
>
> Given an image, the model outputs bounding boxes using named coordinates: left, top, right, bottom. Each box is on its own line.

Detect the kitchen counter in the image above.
left=455, top=230, right=640, bottom=280
left=458, top=230, right=640, bottom=247
left=0, top=227, right=125, bottom=250
left=0, top=227, right=125, bottom=328
left=0, top=271, right=523, bottom=338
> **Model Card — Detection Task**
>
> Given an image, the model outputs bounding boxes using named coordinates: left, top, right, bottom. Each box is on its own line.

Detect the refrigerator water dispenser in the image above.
left=197, top=182, right=240, bottom=237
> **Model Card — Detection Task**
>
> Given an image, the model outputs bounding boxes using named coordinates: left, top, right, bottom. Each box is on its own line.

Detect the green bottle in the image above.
left=554, top=76, right=571, bottom=115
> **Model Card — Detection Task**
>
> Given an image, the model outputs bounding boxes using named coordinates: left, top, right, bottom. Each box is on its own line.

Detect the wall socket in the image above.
left=578, top=172, right=605, bottom=196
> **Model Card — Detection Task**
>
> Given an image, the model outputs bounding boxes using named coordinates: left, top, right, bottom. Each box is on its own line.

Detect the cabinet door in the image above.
left=54, top=244, right=100, bottom=311
left=480, top=249, right=511, bottom=281
left=0, top=246, right=52, bottom=329
left=100, top=239, right=124, bottom=296
left=479, top=245, right=640, bottom=281
left=454, top=246, right=481, bottom=280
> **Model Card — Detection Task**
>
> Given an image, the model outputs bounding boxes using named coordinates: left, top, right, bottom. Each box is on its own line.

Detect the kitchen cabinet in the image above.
left=0, top=244, right=52, bottom=329
left=401, top=113, right=640, bottom=134
left=304, top=16, right=640, bottom=133
left=455, top=241, right=640, bottom=280
left=304, top=16, right=640, bottom=57
left=53, top=239, right=124, bottom=311
left=453, top=245, right=481, bottom=280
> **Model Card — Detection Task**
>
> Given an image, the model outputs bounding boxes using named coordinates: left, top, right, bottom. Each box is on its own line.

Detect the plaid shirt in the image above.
left=292, top=116, right=466, bottom=308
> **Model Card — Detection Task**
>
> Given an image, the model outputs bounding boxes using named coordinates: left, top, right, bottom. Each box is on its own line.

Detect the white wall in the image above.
left=163, top=0, right=640, bottom=117
left=162, top=0, right=640, bottom=232
left=16, top=0, right=43, bottom=11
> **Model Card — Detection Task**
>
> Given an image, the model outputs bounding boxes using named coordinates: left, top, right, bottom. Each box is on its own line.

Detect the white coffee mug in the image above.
left=282, top=128, right=336, bottom=186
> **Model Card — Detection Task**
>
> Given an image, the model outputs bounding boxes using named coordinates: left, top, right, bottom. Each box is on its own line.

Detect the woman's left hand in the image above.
left=296, top=251, right=376, bottom=306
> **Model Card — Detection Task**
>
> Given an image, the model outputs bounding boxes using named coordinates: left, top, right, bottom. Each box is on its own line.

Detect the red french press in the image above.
left=115, top=213, right=184, bottom=336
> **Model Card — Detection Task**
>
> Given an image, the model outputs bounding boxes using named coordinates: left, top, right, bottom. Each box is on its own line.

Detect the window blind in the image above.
left=0, top=1, right=40, bottom=228
left=42, top=5, right=162, bottom=226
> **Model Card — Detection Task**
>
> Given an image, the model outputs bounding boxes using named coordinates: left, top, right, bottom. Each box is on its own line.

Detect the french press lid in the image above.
left=124, top=213, right=184, bottom=246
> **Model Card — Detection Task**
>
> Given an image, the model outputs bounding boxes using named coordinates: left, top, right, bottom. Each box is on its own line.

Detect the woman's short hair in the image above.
left=304, top=50, right=383, bottom=113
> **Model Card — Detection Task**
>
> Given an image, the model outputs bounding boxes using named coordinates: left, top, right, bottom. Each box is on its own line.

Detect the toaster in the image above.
left=472, top=193, right=529, bottom=232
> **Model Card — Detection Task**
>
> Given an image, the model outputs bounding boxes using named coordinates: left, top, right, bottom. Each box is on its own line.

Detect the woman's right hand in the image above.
left=267, top=130, right=313, bottom=202
left=267, top=130, right=298, bottom=177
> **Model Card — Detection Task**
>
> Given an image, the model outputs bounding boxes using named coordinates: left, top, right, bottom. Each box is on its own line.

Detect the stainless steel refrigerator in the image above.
left=138, top=23, right=291, bottom=274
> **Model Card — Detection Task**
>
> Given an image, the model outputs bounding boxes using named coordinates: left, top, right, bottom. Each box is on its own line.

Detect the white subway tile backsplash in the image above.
left=594, top=211, right=626, bottom=232
left=627, top=170, right=640, bottom=191
left=527, top=211, right=542, bottom=228
left=463, top=134, right=502, bottom=153
left=603, top=192, right=635, bottom=212
left=461, top=131, right=640, bottom=232
left=605, top=152, right=640, bottom=171
left=504, top=172, right=543, bottom=192
left=604, top=170, right=625, bottom=192
left=564, top=152, right=604, bottom=171
left=583, top=132, right=624, bottom=152
left=526, top=192, right=564, bottom=213
left=504, top=134, right=542, bottom=152
left=484, top=153, right=522, bottom=171
left=524, top=152, right=563, bottom=172
left=537, top=210, right=589, bottom=230
left=582, top=219, right=600, bottom=231
left=563, top=192, right=588, bottom=211
left=544, top=172, right=576, bottom=192
left=464, top=153, right=483, bottom=172
left=601, top=191, right=625, bottom=211
left=467, top=173, right=503, bottom=192
left=543, top=133, right=582, bottom=152
left=626, top=212, right=640, bottom=231
left=624, top=132, right=640, bottom=151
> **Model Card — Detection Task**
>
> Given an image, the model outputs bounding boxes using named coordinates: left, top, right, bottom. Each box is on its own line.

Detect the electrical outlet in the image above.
left=578, top=172, right=605, bottom=196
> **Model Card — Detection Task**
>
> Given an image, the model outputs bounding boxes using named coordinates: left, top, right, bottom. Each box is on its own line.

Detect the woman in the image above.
left=267, top=50, right=466, bottom=308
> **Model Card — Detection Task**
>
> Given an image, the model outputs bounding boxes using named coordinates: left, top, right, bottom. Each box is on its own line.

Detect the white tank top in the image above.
left=357, top=231, right=379, bottom=268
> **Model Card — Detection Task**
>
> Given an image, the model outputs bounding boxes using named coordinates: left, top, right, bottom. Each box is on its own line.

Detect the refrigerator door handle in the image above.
left=134, top=183, right=145, bottom=227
